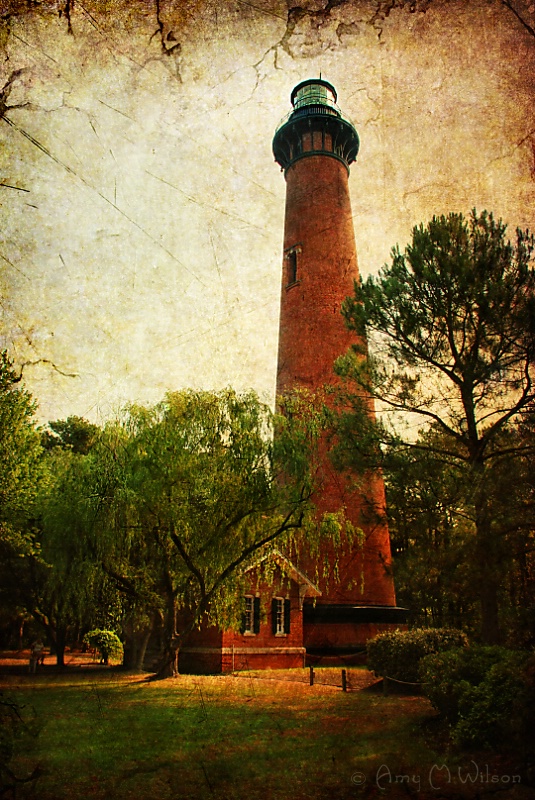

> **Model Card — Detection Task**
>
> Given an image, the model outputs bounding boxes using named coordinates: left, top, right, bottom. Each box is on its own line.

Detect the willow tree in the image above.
left=90, top=388, right=321, bottom=678
left=337, top=210, right=535, bottom=644
left=34, top=443, right=124, bottom=666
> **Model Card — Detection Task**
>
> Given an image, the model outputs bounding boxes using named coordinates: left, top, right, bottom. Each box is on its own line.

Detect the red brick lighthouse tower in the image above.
left=273, top=79, right=405, bottom=661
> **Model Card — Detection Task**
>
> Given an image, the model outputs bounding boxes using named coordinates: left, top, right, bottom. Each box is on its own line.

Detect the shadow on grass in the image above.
left=2, top=665, right=530, bottom=800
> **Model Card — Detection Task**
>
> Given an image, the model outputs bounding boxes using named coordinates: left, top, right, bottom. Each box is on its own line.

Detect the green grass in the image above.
left=2, top=668, right=443, bottom=800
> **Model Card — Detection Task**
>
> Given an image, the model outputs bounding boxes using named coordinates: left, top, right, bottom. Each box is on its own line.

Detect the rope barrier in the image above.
left=382, top=675, right=422, bottom=687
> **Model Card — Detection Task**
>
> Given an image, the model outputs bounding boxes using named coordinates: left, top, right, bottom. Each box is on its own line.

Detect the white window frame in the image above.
left=274, top=596, right=285, bottom=635
left=243, top=594, right=255, bottom=634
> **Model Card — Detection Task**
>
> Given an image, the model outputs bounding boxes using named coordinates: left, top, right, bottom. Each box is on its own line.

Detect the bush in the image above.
left=419, top=645, right=530, bottom=748
left=366, top=627, right=468, bottom=683
left=83, top=629, right=123, bottom=665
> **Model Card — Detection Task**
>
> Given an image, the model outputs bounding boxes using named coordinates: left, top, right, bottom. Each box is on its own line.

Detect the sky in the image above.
left=1, top=0, right=534, bottom=424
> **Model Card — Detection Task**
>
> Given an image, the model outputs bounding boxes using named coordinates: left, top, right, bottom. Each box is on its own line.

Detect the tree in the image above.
left=384, top=427, right=479, bottom=633
left=0, top=350, right=44, bottom=554
left=83, top=629, right=123, bottom=665
left=42, top=416, right=99, bottom=455
left=337, top=210, right=535, bottom=643
left=87, top=389, right=321, bottom=678
left=0, top=351, right=47, bottom=647
left=31, top=445, right=117, bottom=666
left=477, top=410, right=535, bottom=646
left=5, top=418, right=122, bottom=666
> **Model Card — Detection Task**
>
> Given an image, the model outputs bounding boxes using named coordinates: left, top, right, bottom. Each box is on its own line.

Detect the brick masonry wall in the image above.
left=278, top=155, right=360, bottom=392
left=222, top=574, right=304, bottom=651
left=277, top=153, right=397, bottom=610
left=179, top=570, right=309, bottom=673
left=178, top=650, right=223, bottom=674
left=221, top=651, right=305, bottom=672
left=181, top=622, right=223, bottom=647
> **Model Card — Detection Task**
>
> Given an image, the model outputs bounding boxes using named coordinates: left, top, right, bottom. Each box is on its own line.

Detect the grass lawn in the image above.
left=0, top=663, right=524, bottom=800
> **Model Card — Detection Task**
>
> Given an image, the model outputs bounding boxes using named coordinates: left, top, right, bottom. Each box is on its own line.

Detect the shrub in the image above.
left=366, top=627, right=468, bottom=683
left=514, top=653, right=535, bottom=746
left=419, top=645, right=508, bottom=719
left=83, top=629, right=123, bottom=665
left=419, top=645, right=530, bottom=748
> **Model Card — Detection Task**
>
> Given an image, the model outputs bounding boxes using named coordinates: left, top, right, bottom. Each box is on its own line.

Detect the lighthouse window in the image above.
left=287, top=250, right=298, bottom=285
left=284, top=245, right=301, bottom=287
left=294, top=84, right=329, bottom=109
left=302, top=132, right=312, bottom=152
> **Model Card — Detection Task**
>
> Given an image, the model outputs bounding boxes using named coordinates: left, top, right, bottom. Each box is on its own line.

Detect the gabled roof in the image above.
left=244, top=548, right=321, bottom=597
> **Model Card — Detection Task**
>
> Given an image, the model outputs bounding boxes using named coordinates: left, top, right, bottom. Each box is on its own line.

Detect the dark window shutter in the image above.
left=253, top=597, right=261, bottom=634
left=239, top=612, right=246, bottom=634
left=284, top=599, right=291, bottom=634
left=271, top=598, right=278, bottom=635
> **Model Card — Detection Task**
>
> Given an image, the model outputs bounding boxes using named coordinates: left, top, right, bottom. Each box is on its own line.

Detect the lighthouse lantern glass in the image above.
left=293, top=82, right=336, bottom=110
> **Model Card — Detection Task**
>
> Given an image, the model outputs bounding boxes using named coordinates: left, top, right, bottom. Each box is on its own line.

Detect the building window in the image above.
left=288, top=251, right=297, bottom=284
left=285, top=247, right=301, bottom=286
left=241, top=595, right=260, bottom=634
left=272, top=597, right=291, bottom=635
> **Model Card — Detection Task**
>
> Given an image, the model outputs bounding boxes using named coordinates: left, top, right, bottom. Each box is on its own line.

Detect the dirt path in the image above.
left=0, top=648, right=107, bottom=674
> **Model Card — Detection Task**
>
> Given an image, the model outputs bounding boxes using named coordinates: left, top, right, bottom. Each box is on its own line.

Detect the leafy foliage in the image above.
left=0, top=351, right=54, bottom=655
left=341, top=210, right=535, bottom=420
left=25, top=442, right=125, bottom=665
left=83, top=629, right=123, bottom=664
left=367, top=627, right=468, bottom=683
left=76, top=388, right=322, bottom=676
left=419, top=646, right=532, bottom=748
left=42, top=416, right=99, bottom=454
left=337, top=211, right=535, bottom=643
left=0, top=350, right=44, bottom=555
left=383, top=427, right=477, bottom=631
left=383, top=417, right=535, bottom=644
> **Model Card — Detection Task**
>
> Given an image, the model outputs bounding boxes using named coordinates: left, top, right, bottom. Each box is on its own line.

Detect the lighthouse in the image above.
left=273, top=79, right=405, bottom=661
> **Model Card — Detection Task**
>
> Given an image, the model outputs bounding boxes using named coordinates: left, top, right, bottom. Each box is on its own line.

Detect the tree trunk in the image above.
left=149, top=598, right=204, bottom=680
left=151, top=646, right=177, bottom=680
left=473, top=458, right=502, bottom=645
left=54, top=624, right=67, bottom=667
left=122, top=624, right=153, bottom=671
left=479, top=577, right=501, bottom=644
left=150, top=593, right=179, bottom=680
left=135, top=628, right=152, bottom=671
left=38, top=618, right=67, bottom=667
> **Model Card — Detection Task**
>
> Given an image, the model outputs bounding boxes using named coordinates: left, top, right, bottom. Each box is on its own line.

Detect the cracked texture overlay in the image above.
left=0, top=0, right=534, bottom=422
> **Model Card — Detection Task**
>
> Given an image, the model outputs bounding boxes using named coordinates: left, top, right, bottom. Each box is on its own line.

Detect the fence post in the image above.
left=309, top=666, right=314, bottom=686
left=342, top=669, right=347, bottom=692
